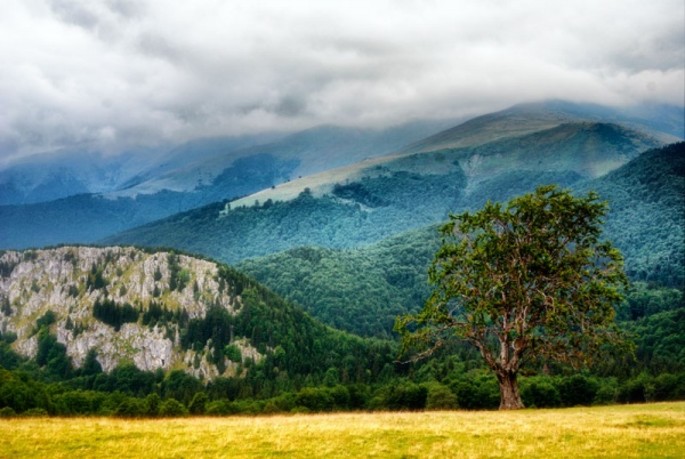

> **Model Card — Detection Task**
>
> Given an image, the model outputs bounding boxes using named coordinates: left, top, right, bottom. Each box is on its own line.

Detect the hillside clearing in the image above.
left=2, top=402, right=684, bottom=458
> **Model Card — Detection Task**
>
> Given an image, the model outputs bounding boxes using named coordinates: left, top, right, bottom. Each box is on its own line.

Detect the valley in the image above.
left=1, top=101, right=684, bottom=419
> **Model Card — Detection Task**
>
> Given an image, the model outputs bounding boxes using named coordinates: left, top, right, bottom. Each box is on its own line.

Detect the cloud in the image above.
left=0, top=0, right=683, bottom=160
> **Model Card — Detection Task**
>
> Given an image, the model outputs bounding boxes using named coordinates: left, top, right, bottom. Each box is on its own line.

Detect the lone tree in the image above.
left=396, top=185, right=628, bottom=409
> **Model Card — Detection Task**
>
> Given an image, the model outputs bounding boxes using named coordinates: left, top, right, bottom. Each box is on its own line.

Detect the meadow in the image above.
left=2, top=402, right=684, bottom=458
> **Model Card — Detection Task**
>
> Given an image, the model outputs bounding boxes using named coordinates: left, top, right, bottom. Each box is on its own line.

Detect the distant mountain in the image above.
left=237, top=143, right=685, bottom=337
left=105, top=120, right=665, bottom=264
left=0, top=120, right=455, bottom=249
left=0, top=148, right=165, bottom=206
left=401, top=100, right=682, bottom=154
left=0, top=246, right=393, bottom=381
left=122, top=120, right=461, bottom=197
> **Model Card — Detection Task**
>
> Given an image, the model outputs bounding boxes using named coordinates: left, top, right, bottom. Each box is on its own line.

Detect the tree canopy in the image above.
left=396, top=185, right=629, bottom=409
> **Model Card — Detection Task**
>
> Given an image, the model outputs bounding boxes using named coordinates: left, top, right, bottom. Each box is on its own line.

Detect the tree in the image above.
left=396, top=185, right=628, bottom=409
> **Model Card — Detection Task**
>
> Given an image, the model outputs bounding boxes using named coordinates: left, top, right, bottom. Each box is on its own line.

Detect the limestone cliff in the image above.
left=0, top=246, right=263, bottom=379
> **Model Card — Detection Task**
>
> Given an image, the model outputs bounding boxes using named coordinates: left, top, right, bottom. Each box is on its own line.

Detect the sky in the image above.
left=1, top=0, right=683, bottom=161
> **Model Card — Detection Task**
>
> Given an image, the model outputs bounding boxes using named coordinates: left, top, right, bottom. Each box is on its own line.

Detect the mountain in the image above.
left=0, top=148, right=166, bottom=206
left=122, top=120, right=461, bottom=197
left=105, top=120, right=666, bottom=264
left=0, top=246, right=394, bottom=382
left=0, top=120, right=455, bottom=249
left=236, top=142, right=685, bottom=337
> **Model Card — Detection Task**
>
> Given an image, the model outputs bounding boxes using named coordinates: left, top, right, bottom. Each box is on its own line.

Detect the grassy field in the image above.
left=2, top=402, right=684, bottom=458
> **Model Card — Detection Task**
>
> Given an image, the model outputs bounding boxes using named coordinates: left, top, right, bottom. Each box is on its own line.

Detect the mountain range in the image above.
left=0, top=119, right=457, bottom=249
left=0, top=99, right=683, bottom=384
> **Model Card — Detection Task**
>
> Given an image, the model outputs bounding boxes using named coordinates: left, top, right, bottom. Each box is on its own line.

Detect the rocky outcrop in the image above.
left=0, top=246, right=263, bottom=378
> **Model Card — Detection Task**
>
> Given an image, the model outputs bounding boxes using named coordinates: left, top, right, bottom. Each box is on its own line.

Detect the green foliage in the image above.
left=35, top=311, right=56, bottom=330
left=223, top=344, right=242, bottom=363
left=624, top=308, right=685, bottom=373
left=159, top=398, right=189, bottom=417
left=558, top=374, right=599, bottom=407
left=93, top=298, right=139, bottom=331
left=370, top=381, right=428, bottom=411
left=188, top=392, right=208, bottom=415
left=86, top=264, right=107, bottom=291
left=579, top=142, right=685, bottom=288
left=521, top=377, right=561, bottom=408
left=238, top=226, right=439, bottom=338
left=397, top=185, right=629, bottom=409
left=423, top=382, right=458, bottom=410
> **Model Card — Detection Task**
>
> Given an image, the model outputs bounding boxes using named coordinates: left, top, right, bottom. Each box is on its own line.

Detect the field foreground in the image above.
left=2, top=402, right=685, bottom=458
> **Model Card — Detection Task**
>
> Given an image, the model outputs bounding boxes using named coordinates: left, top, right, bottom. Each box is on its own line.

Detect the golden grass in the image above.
left=2, top=402, right=685, bottom=458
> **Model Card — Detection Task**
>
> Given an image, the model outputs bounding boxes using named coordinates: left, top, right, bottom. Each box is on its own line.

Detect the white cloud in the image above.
left=1, top=0, right=683, bottom=159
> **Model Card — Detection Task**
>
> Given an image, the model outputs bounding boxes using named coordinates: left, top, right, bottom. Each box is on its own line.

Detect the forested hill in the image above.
left=0, top=246, right=395, bottom=385
left=579, top=141, right=685, bottom=288
left=237, top=143, right=684, bottom=337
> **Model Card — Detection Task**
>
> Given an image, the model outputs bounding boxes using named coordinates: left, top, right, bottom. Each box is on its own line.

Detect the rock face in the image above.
left=0, top=246, right=263, bottom=378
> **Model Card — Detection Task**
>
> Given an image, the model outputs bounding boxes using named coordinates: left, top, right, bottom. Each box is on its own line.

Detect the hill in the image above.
left=578, top=141, right=685, bottom=287
left=0, top=246, right=394, bottom=383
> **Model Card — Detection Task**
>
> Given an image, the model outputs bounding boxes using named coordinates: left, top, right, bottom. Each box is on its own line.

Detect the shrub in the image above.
left=558, top=374, right=598, bottom=406
left=295, top=387, right=334, bottom=412
left=450, top=372, right=499, bottom=410
left=115, top=398, right=148, bottom=418
left=424, top=382, right=458, bottom=410
left=521, top=378, right=561, bottom=408
left=159, top=398, right=188, bottom=417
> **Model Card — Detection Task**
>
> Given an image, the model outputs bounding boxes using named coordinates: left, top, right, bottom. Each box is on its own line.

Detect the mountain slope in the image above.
left=238, top=142, right=685, bottom=336
left=0, top=121, right=453, bottom=249
left=579, top=141, right=685, bottom=287
left=237, top=143, right=684, bottom=336
left=106, top=121, right=664, bottom=264
left=237, top=226, right=440, bottom=338
left=0, top=246, right=394, bottom=381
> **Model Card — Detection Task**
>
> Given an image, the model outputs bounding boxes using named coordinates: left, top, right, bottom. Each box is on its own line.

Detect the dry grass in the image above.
left=2, top=402, right=685, bottom=458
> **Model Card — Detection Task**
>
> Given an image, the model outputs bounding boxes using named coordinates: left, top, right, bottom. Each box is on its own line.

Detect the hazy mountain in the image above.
left=105, top=120, right=665, bottom=264
left=0, top=148, right=165, bottom=206
left=0, top=120, right=455, bottom=249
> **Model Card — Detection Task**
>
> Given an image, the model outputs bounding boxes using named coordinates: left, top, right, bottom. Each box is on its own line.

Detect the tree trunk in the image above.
left=497, top=371, right=524, bottom=410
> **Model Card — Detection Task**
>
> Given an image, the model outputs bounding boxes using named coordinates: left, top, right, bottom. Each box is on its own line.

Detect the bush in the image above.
left=295, top=387, right=334, bottom=412
left=144, top=393, right=161, bottom=416
left=159, top=398, right=188, bottom=417
left=593, top=379, right=618, bottom=405
left=558, top=374, right=598, bottom=406
left=450, top=372, right=499, bottom=410
left=618, top=373, right=651, bottom=404
left=22, top=408, right=48, bottom=417
left=374, top=382, right=427, bottom=411
left=115, top=398, right=148, bottom=418
left=521, top=378, right=561, bottom=408
left=424, top=382, right=458, bottom=410
left=188, top=392, right=208, bottom=415
left=205, top=400, right=239, bottom=416
left=646, top=373, right=685, bottom=402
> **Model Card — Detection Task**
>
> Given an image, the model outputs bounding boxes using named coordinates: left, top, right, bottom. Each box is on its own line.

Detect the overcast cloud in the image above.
left=1, top=0, right=683, bottom=160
